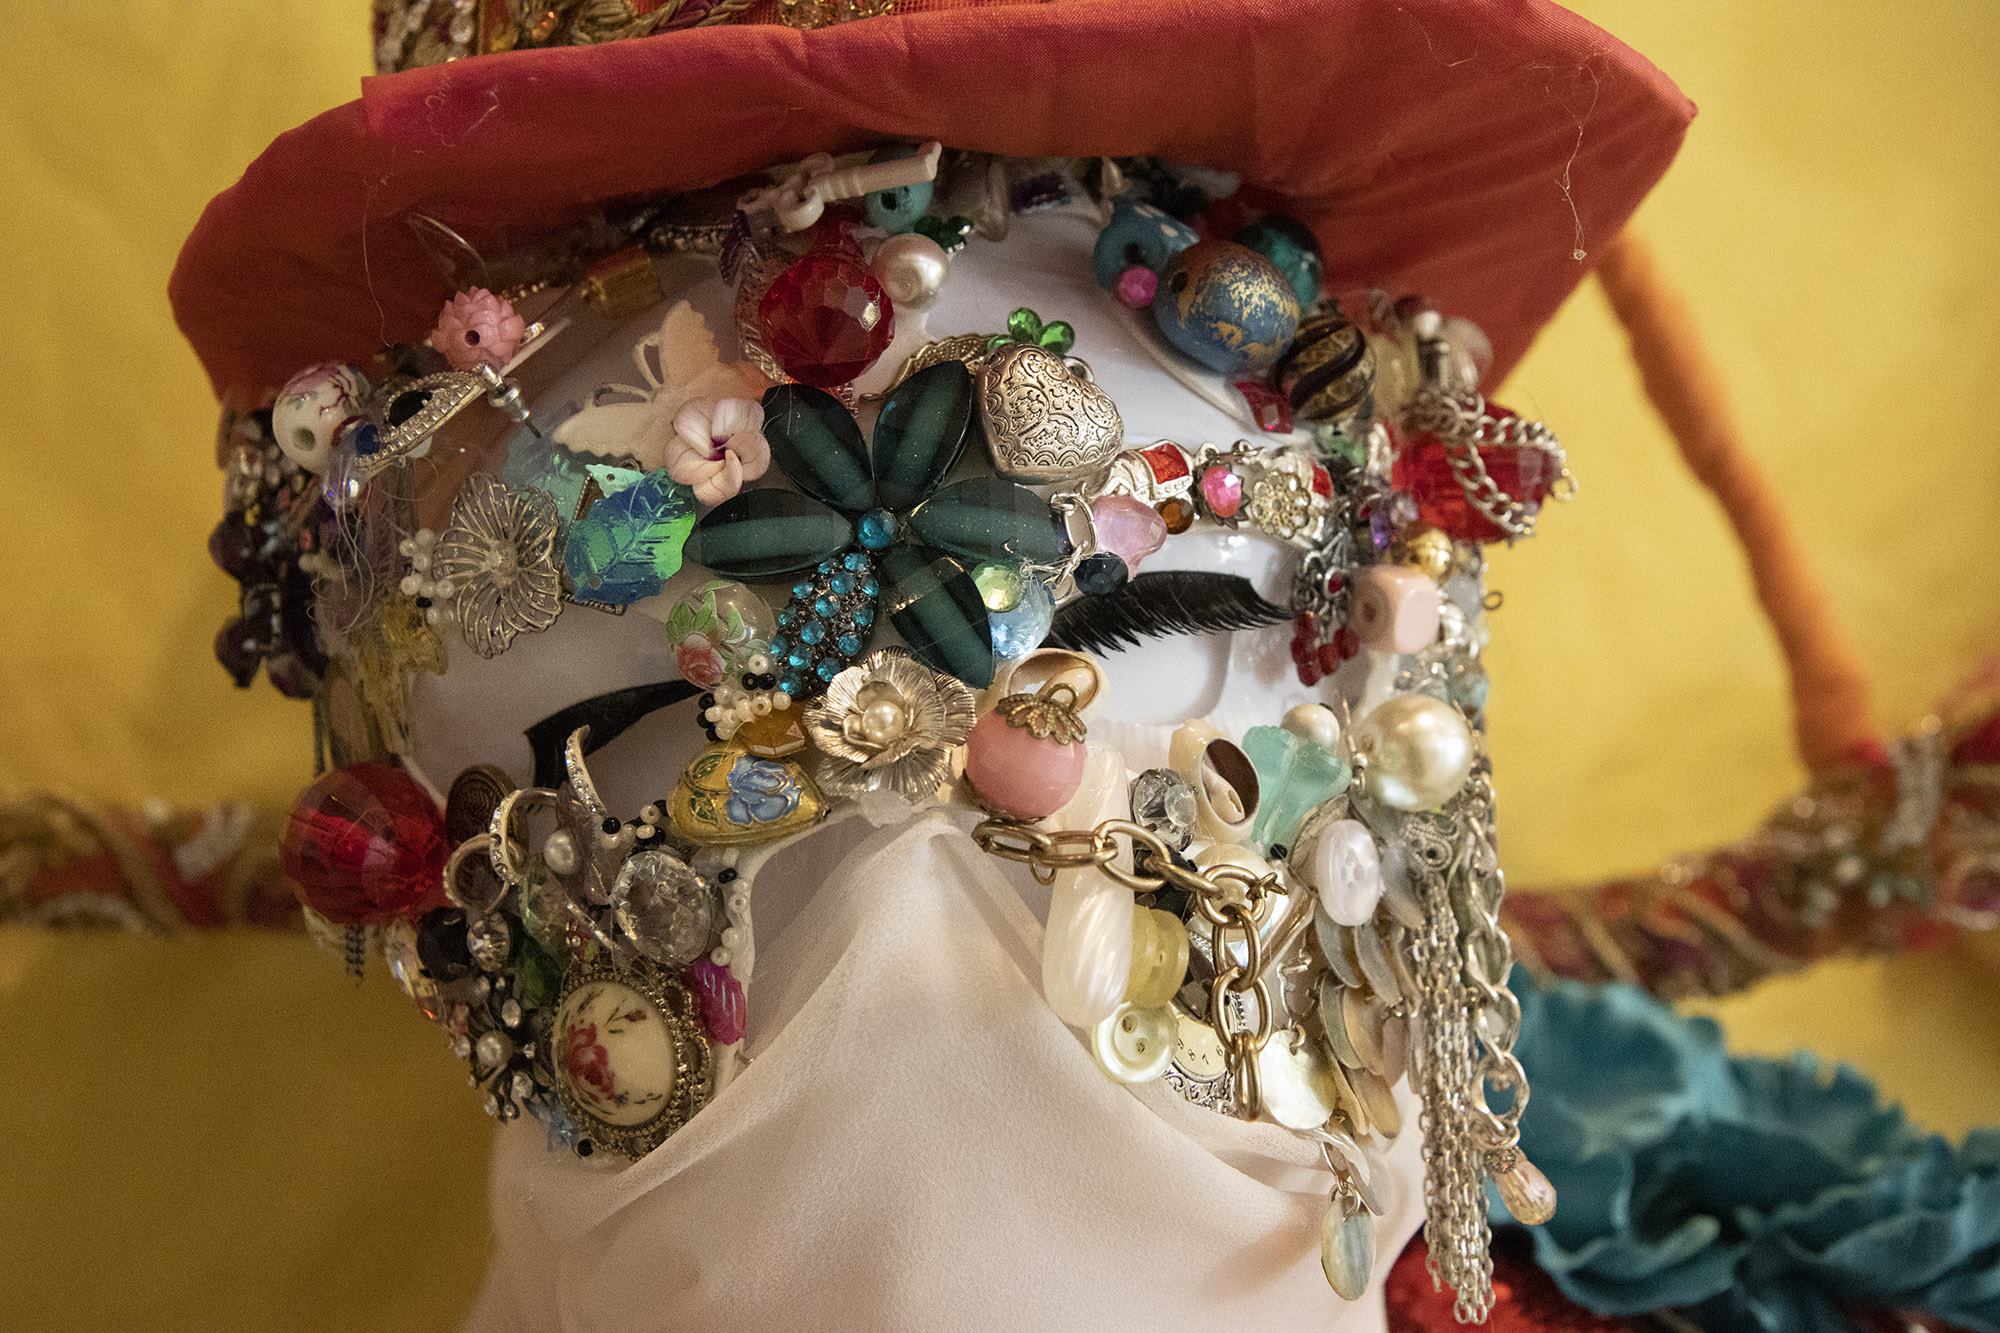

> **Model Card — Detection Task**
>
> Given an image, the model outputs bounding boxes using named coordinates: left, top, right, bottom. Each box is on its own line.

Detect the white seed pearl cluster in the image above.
left=398, top=529, right=456, bottom=625
left=706, top=652, right=792, bottom=742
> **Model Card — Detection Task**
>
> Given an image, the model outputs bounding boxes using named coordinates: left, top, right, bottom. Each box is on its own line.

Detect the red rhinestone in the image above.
left=758, top=250, right=895, bottom=387
left=1315, top=641, right=1342, bottom=673
left=1391, top=410, right=1556, bottom=543
left=281, top=763, right=446, bottom=925
left=1324, top=573, right=1345, bottom=595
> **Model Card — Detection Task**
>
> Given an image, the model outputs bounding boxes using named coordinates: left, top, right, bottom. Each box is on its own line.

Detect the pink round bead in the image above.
left=433, top=288, right=526, bottom=373
left=1199, top=467, right=1244, bottom=518
left=1089, top=494, right=1169, bottom=572
left=1348, top=564, right=1442, bottom=654
left=963, top=712, right=1087, bottom=820
left=1115, top=265, right=1158, bottom=309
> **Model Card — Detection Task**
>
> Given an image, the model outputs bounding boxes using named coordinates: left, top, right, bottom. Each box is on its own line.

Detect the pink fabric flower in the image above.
left=668, top=397, right=771, bottom=506
left=434, top=288, right=527, bottom=373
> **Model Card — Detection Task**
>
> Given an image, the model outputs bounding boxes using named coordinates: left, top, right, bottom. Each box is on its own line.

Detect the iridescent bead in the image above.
left=1045, top=873, right=1134, bottom=1028
left=988, top=578, right=1054, bottom=660
left=972, top=560, right=1026, bottom=613
left=1309, top=819, right=1383, bottom=926
left=1091, top=198, right=1198, bottom=290
left=1151, top=240, right=1300, bottom=375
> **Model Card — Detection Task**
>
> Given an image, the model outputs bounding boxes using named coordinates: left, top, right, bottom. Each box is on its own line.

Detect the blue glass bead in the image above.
left=837, top=633, right=863, bottom=657
left=799, top=622, right=826, bottom=646
left=861, top=577, right=879, bottom=597
left=787, top=649, right=811, bottom=669
left=818, top=559, right=837, bottom=574
left=814, top=596, right=837, bottom=618
left=830, top=573, right=855, bottom=595
left=816, top=660, right=841, bottom=682
left=844, top=552, right=870, bottom=572
left=777, top=610, right=795, bottom=627
left=853, top=606, right=875, bottom=627
left=1073, top=551, right=1129, bottom=596
left=768, top=634, right=790, bottom=657
left=1232, top=215, right=1325, bottom=307
left=780, top=674, right=804, bottom=697
left=1152, top=240, right=1301, bottom=375
left=792, top=583, right=813, bottom=600
left=988, top=578, right=1055, bottom=660
left=349, top=422, right=382, bottom=456
left=857, top=508, right=896, bottom=550
left=1091, top=199, right=1198, bottom=290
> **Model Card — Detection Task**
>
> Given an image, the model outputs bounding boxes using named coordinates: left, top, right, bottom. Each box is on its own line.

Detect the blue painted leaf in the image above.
left=564, top=472, right=698, bottom=606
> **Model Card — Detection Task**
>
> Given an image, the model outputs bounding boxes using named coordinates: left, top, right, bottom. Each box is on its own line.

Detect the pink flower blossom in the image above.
left=433, top=288, right=527, bottom=373
left=675, top=632, right=727, bottom=688
left=668, top=397, right=771, bottom=506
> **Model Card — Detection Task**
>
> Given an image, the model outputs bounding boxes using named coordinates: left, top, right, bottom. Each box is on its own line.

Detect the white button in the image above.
left=1092, top=1003, right=1176, bottom=1083
left=1310, top=819, right=1383, bottom=926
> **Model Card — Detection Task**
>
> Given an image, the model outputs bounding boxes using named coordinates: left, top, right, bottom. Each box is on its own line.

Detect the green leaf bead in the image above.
left=686, top=489, right=854, bottom=580
left=761, top=382, right=876, bottom=513
left=870, top=361, right=972, bottom=512
left=879, top=543, right=995, bottom=687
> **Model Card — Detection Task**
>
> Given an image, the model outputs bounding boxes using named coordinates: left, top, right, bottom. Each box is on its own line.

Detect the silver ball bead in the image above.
left=871, top=233, right=950, bottom=311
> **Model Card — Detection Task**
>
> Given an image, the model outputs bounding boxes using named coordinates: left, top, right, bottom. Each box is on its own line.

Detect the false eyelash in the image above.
left=1044, top=571, right=1292, bottom=656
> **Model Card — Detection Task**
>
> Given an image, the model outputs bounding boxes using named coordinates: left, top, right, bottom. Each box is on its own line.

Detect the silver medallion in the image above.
left=977, top=343, right=1124, bottom=482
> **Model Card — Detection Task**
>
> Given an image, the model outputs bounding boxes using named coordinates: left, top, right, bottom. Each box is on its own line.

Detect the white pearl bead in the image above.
left=1309, top=819, right=1383, bottom=926
left=1281, top=702, right=1342, bottom=751
left=542, top=828, right=580, bottom=876
left=870, top=232, right=950, bottom=311
left=1352, top=693, right=1475, bottom=811
left=720, top=926, right=744, bottom=950
left=858, top=698, right=908, bottom=747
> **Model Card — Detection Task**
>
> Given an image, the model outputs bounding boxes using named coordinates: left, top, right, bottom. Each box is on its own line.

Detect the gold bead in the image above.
left=1396, top=524, right=1455, bottom=582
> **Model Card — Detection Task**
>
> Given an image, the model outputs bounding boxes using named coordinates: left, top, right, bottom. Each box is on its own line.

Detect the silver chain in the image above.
left=1405, top=388, right=1569, bottom=540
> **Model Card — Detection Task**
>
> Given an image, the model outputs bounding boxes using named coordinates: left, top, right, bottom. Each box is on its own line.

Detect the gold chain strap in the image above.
left=972, top=817, right=1277, bottom=1119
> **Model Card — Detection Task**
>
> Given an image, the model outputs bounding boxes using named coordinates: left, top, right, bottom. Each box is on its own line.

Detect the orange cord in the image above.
left=1594, top=232, right=1878, bottom=770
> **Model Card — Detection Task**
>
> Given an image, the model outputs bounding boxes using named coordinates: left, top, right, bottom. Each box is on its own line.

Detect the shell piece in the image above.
left=1351, top=923, right=1401, bottom=1005
left=1320, top=1193, right=1375, bottom=1300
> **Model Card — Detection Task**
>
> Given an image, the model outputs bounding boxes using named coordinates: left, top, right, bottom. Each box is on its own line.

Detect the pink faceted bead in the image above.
left=1199, top=467, right=1244, bottom=518
left=1115, top=265, right=1158, bottom=309
left=688, top=957, right=748, bottom=1044
left=964, top=713, right=1087, bottom=820
left=1089, top=494, right=1168, bottom=572
left=1348, top=564, right=1442, bottom=654
left=433, top=288, right=526, bottom=373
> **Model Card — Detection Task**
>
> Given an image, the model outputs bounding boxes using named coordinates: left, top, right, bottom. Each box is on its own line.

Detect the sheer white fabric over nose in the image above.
left=465, top=809, right=1422, bottom=1332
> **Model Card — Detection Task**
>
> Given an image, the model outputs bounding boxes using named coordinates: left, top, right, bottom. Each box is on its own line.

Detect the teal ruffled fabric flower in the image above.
left=1507, top=973, right=2000, bottom=1332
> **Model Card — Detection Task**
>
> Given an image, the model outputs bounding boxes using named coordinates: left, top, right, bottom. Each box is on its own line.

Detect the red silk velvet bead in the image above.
left=281, top=763, right=447, bottom=925
left=758, top=250, right=895, bottom=387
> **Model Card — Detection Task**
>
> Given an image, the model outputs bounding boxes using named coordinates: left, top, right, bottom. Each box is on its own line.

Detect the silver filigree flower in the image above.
left=805, top=649, right=976, bottom=799
left=431, top=474, right=562, bottom=658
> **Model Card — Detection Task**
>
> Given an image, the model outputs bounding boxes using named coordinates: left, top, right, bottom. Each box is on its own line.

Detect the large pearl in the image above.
left=870, top=232, right=950, bottom=312
left=1351, top=693, right=1475, bottom=811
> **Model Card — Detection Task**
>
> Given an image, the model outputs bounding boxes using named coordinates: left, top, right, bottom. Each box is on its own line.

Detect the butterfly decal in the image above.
left=552, top=301, right=768, bottom=471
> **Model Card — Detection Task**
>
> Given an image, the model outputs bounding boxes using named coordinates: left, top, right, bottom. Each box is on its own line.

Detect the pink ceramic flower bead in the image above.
left=433, top=288, right=527, bottom=373
left=668, top=397, right=772, bottom=506
left=963, top=712, right=1087, bottom=819
left=1347, top=564, right=1442, bottom=654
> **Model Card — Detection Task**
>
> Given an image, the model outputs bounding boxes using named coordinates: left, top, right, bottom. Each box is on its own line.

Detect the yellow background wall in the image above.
left=0, top=3, right=1994, bottom=1328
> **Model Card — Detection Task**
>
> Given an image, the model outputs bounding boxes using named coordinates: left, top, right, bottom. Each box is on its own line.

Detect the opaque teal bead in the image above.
left=1091, top=199, right=1198, bottom=290
left=864, top=146, right=936, bottom=235
left=1151, top=240, right=1301, bottom=375
left=1233, top=215, right=1325, bottom=307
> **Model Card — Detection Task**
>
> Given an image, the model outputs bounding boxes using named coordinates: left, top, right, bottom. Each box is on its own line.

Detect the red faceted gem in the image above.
left=1333, top=626, right=1359, bottom=659
left=1390, top=412, right=1557, bottom=544
left=758, top=250, right=895, bottom=387
left=281, top=763, right=447, bottom=925
left=1315, top=641, right=1342, bottom=674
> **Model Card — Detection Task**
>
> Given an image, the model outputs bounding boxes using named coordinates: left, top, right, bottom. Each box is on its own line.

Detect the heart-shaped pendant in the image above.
left=977, top=343, right=1124, bottom=483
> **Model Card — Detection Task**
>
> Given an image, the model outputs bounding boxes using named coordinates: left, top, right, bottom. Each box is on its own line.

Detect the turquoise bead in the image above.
left=856, top=508, right=896, bottom=549
left=863, top=146, right=936, bottom=235
left=879, top=544, right=995, bottom=687
left=1151, top=240, right=1301, bottom=375
left=1232, top=215, right=1325, bottom=307
left=1092, top=199, right=1198, bottom=290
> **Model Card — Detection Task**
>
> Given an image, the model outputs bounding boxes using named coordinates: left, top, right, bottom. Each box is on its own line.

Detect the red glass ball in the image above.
left=758, top=250, right=895, bottom=387
left=281, top=763, right=447, bottom=925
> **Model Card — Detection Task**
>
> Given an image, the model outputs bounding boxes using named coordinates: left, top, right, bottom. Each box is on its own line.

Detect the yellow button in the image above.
left=1092, top=1003, right=1177, bottom=1084
left=1124, top=907, right=1191, bottom=1009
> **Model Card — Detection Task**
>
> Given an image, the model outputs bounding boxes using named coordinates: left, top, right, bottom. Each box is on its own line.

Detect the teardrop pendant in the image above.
left=1485, top=1145, right=1558, bottom=1225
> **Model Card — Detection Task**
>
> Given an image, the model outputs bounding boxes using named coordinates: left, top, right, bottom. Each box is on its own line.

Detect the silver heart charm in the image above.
left=977, top=343, right=1124, bottom=482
